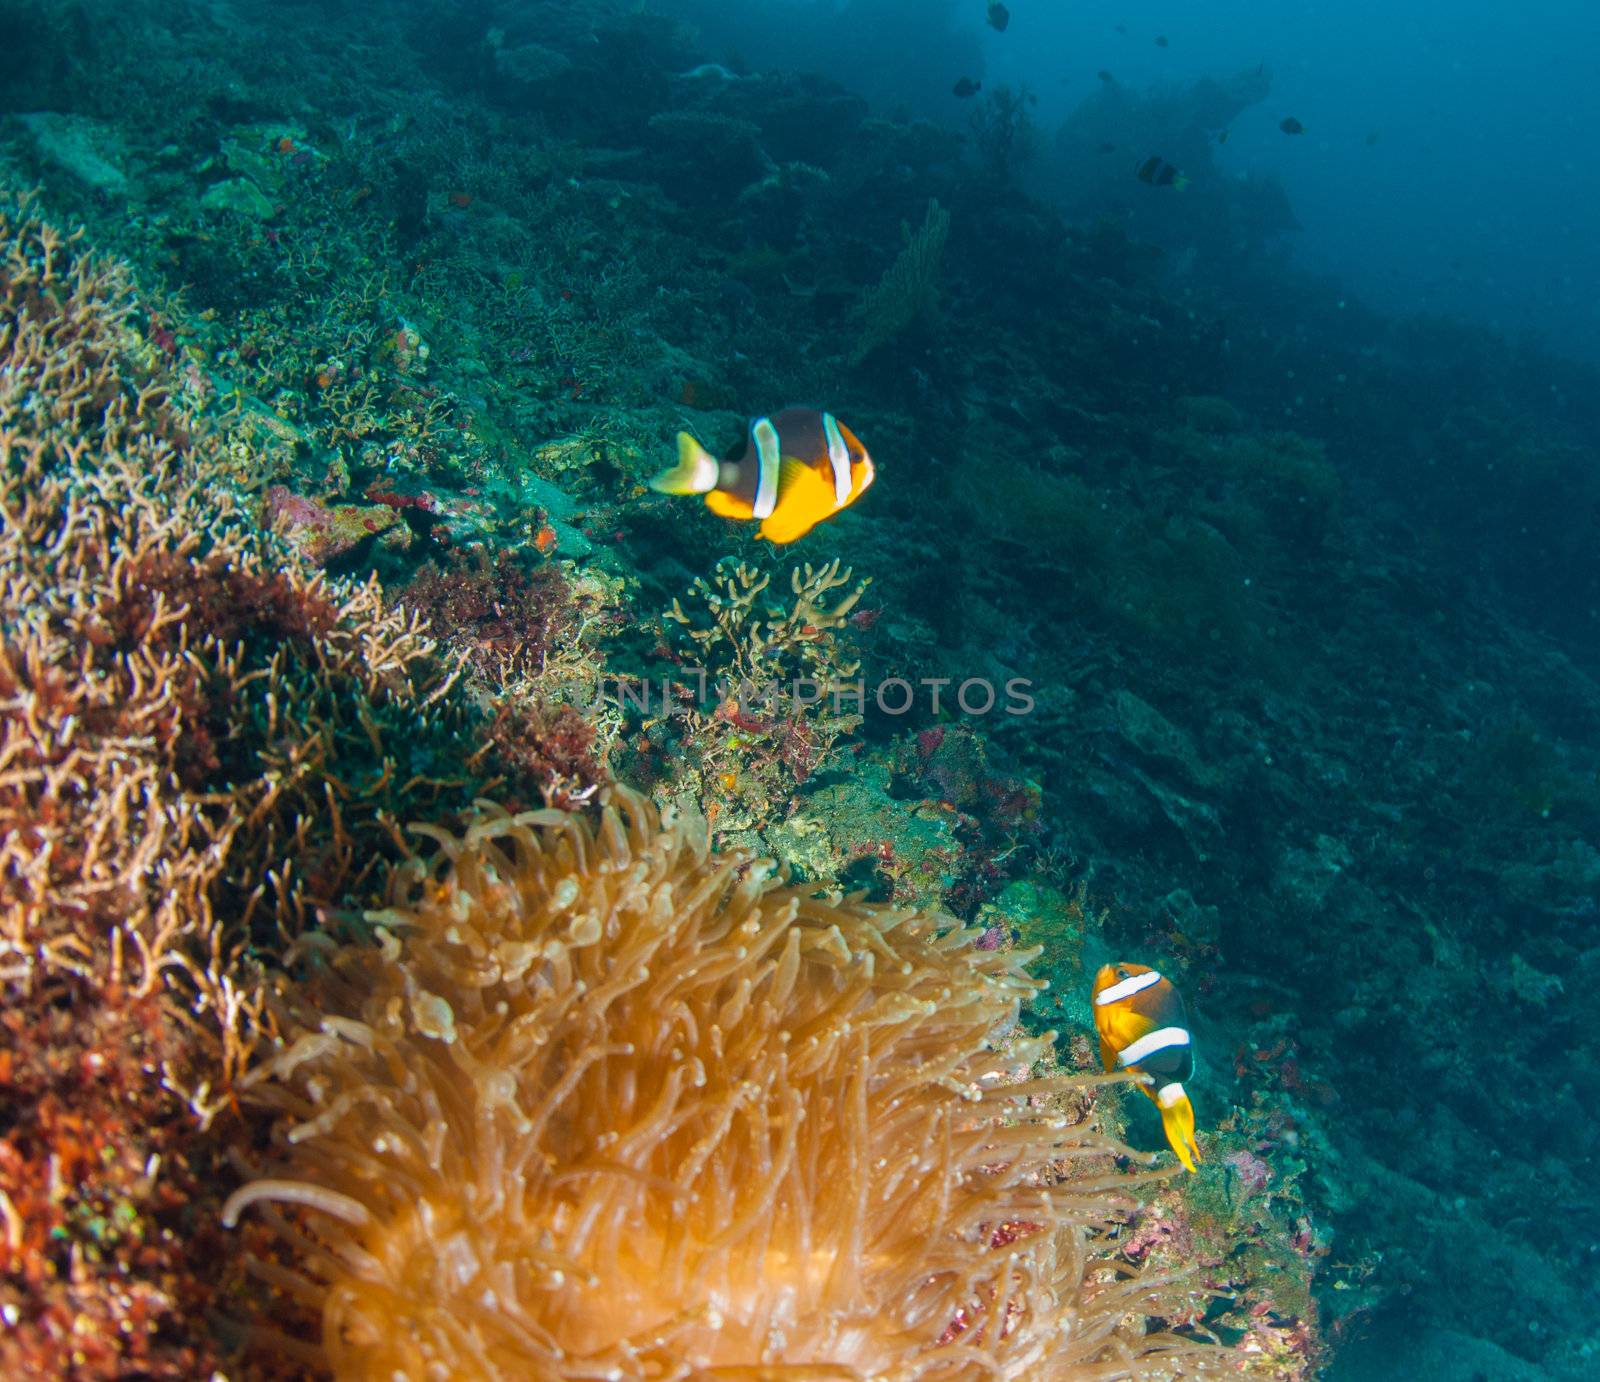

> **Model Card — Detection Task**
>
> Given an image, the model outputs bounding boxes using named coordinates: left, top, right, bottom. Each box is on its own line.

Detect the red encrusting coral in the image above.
left=477, top=698, right=605, bottom=811
left=401, top=550, right=576, bottom=676
left=0, top=980, right=237, bottom=1378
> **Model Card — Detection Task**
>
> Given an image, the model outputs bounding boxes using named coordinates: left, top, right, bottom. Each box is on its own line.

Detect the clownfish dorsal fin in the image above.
left=1098, top=1035, right=1119, bottom=1074
left=779, top=454, right=825, bottom=496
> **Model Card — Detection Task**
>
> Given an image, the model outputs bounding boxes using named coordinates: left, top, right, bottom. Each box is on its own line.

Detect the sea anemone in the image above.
left=224, top=789, right=1216, bottom=1378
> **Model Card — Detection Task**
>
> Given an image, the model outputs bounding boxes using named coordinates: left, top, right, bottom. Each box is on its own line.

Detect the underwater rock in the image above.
left=199, top=176, right=277, bottom=221
left=646, top=111, right=771, bottom=199
left=534, top=516, right=593, bottom=560
left=1091, top=747, right=1223, bottom=862
left=1106, top=689, right=1220, bottom=791
left=899, top=722, right=1041, bottom=846
left=520, top=473, right=584, bottom=524
left=975, top=877, right=1089, bottom=1019
left=767, top=761, right=962, bottom=909
left=1333, top=1324, right=1555, bottom=1381
left=16, top=111, right=128, bottom=194
left=216, top=125, right=312, bottom=195
left=1271, top=833, right=1353, bottom=916
left=1498, top=952, right=1564, bottom=1008
left=489, top=36, right=574, bottom=90
left=1161, top=887, right=1223, bottom=952
left=1176, top=394, right=1246, bottom=435
left=1500, top=837, right=1600, bottom=920
left=264, top=487, right=405, bottom=565
left=493, top=473, right=593, bottom=560
left=1078, top=692, right=1225, bottom=859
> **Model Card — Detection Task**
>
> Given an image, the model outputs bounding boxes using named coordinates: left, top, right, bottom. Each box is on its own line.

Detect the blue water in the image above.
left=670, top=0, right=1600, bottom=361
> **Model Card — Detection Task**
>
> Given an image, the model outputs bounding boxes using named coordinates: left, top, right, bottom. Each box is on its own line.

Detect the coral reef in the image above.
left=0, top=189, right=605, bottom=1374
left=0, top=191, right=476, bottom=1062
left=225, top=788, right=1220, bottom=1379
left=4, top=0, right=1600, bottom=1373
left=665, top=556, right=871, bottom=692
left=767, top=759, right=968, bottom=908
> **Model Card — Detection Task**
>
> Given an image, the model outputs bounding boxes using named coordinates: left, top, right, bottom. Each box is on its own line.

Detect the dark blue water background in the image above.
left=668, top=0, right=1600, bottom=361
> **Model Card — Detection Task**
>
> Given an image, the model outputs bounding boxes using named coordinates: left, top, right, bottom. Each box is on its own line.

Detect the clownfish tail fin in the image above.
left=650, top=432, right=720, bottom=495
left=1157, top=1083, right=1202, bottom=1173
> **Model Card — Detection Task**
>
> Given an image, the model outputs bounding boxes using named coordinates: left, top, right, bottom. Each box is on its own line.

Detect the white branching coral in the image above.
left=666, top=554, right=870, bottom=690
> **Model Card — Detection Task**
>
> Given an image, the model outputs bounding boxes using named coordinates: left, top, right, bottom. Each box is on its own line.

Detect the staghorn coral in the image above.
left=666, top=555, right=870, bottom=693
left=0, top=197, right=471, bottom=1099
left=658, top=557, right=872, bottom=829
left=0, top=190, right=603, bottom=1374
left=224, top=788, right=1226, bottom=1379
left=0, top=189, right=445, bottom=1374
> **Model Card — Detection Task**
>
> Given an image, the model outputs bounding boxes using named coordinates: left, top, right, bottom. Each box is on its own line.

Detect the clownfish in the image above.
left=1091, top=962, right=1202, bottom=1172
left=650, top=407, right=875, bottom=544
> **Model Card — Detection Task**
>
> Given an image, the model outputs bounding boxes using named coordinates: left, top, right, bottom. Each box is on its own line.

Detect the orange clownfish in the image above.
left=649, top=407, right=875, bottom=544
left=1091, top=962, right=1202, bottom=1172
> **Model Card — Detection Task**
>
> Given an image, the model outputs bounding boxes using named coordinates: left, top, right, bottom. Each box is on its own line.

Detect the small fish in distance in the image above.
left=1136, top=155, right=1188, bottom=189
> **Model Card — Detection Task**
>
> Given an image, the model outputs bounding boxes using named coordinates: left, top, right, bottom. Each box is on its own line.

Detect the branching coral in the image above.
left=660, top=557, right=872, bottom=823
left=0, top=197, right=471, bottom=1095
left=224, top=788, right=1224, bottom=1380
left=666, top=555, right=870, bottom=692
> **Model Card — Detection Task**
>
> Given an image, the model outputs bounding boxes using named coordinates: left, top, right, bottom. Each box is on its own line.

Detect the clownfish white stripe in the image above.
left=1116, top=1026, right=1191, bottom=1067
left=752, top=416, right=781, bottom=519
left=1095, top=970, right=1163, bottom=1005
left=822, top=411, right=851, bottom=505
left=1156, top=1081, right=1187, bottom=1108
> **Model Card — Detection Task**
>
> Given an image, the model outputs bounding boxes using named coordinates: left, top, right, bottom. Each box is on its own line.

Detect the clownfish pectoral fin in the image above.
left=650, top=432, right=721, bottom=495
left=757, top=459, right=839, bottom=544
left=1098, top=1035, right=1120, bottom=1075
left=1156, top=1083, right=1201, bottom=1173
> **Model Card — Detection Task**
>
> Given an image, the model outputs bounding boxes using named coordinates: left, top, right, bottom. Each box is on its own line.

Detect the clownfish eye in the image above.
left=1115, top=967, right=1129, bottom=979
